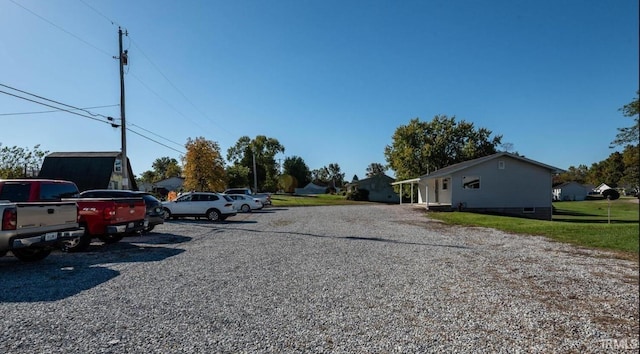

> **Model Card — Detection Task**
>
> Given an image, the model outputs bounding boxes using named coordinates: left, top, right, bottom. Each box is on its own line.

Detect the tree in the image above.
left=384, top=116, right=502, bottom=180
left=310, top=168, right=330, bottom=185
left=611, top=91, right=639, bottom=147
left=152, top=157, right=182, bottom=180
left=281, top=156, right=310, bottom=193
left=227, top=135, right=285, bottom=192
left=619, top=144, right=640, bottom=193
left=183, top=137, right=226, bottom=192
left=554, top=164, right=589, bottom=185
left=365, top=163, right=386, bottom=178
left=0, top=144, right=49, bottom=178
left=326, top=163, right=345, bottom=187
left=225, top=164, right=250, bottom=189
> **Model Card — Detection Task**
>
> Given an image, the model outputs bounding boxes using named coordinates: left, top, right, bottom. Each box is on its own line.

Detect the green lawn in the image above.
left=426, top=198, right=639, bottom=259
left=269, top=194, right=639, bottom=259
left=270, top=193, right=366, bottom=207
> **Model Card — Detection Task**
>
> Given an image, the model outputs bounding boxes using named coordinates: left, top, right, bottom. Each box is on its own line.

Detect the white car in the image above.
left=162, top=192, right=236, bottom=221
left=227, top=194, right=263, bottom=212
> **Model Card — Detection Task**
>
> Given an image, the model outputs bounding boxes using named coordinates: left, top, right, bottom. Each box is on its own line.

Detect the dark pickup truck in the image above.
left=0, top=179, right=147, bottom=252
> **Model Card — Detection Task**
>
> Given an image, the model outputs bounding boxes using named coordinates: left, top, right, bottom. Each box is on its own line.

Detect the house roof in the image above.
left=553, top=181, right=586, bottom=189
left=38, top=151, right=138, bottom=192
left=353, top=174, right=395, bottom=184
left=393, top=152, right=564, bottom=185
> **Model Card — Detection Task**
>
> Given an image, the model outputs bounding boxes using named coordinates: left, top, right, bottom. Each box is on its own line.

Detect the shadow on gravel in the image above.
left=0, top=240, right=185, bottom=303
left=225, top=227, right=471, bottom=249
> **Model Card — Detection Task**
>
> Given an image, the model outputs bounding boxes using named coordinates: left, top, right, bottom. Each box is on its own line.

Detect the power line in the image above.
left=8, top=0, right=112, bottom=57
left=0, top=104, right=119, bottom=117
left=129, top=38, right=236, bottom=137
left=126, top=128, right=185, bottom=155
left=0, top=89, right=114, bottom=126
left=0, top=83, right=112, bottom=120
left=78, top=0, right=120, bottom=27
left=128, top=122, right=184, bottom=149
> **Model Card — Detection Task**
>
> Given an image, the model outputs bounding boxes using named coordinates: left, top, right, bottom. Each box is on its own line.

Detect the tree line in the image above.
left=2, top=92, right=637, bottom=195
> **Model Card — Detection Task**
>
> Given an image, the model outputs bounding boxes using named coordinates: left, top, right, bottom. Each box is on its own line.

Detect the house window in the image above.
left=523, top=207, right=535, bottom=213
left=442, top=179, right=448, bottom=190
left=462, top=176, right=480, bottom=189
left=114, top=159, right=122, bottom=173
left=498, top=160, right=505, bottom=169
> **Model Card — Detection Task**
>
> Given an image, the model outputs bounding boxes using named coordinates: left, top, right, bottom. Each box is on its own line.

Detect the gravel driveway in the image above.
left=1, top=204, right=638, bottom=353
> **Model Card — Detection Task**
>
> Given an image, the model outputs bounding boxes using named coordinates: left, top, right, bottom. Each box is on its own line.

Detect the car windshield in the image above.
left=223, top=195, right=233, bottom=202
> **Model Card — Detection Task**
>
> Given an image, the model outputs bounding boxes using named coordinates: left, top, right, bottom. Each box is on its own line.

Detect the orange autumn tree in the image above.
left=183, top=137, right=226, bottom=192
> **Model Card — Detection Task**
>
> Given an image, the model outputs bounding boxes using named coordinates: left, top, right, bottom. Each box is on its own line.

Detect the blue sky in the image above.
left=1, top=0, right=638, bottom=184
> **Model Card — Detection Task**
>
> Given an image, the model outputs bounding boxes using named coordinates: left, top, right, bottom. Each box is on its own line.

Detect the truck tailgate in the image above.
left=15, top=202, right=79, bottom=233
left=112, top=198, right=146, bottom=222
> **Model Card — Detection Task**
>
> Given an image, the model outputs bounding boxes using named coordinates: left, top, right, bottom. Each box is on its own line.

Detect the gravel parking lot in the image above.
left=1, top=204, right=638, bottom=353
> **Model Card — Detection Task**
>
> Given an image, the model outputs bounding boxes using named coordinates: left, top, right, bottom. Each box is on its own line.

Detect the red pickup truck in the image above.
left=0, top=179, right=147, bottom=252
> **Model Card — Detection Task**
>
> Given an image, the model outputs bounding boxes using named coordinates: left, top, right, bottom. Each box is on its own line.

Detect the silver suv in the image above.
left=162, top=192, right=236, bottom=221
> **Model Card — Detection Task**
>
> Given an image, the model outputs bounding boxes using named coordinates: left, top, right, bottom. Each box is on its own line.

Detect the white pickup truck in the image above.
left=0, top=200, right=84, bottom=261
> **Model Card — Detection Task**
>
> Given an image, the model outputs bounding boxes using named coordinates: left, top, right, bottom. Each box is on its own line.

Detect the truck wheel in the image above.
left=206, top=209, right=221, bottom=221
left=98, top=234, right=124, bottom=244
left=141, top=225, right=155, bottom=234
left=59, top=229, right=91, bottom=253
left=12, top=248, right=51, bottom=262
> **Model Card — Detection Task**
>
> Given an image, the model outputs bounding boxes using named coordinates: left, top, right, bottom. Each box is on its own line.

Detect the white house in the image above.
left=553, top=181, right=589, bottom=201
left=392, top=152, right=563, bottom=220
left=593, top=183, right=613, bottom=194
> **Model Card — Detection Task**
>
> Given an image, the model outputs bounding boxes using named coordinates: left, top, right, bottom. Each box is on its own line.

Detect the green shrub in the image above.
left=347, top=189, right=369, bottom=201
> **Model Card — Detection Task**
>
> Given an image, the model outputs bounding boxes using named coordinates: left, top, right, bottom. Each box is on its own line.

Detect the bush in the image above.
left=346, top=189, right=369, bottom=201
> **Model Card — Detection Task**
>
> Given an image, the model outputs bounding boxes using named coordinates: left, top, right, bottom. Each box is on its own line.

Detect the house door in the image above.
left=434, top=180, right=439, bottom=203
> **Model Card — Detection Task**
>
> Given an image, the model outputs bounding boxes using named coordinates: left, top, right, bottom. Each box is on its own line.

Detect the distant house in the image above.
left=346, top=174, right=400, bottom=203
left=138, top=176, right=185, bottom=196
left=593, top=183, right=613, bottom=194
left=294, top=182, right=328, bottom=195
left=553, top=181, right=589, bottom=201
left=392, top=152, right=563, bottom=220
left=38, top=151, right=137, bottom=192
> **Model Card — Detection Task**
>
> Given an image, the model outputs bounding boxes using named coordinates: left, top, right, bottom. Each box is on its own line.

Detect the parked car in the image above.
left=162, top=192, right=236, bottom=221
left=79, top=190, right=164, bottom=233
left=226, top=194, right=263, bottom=212
left=224, top=188, right=272, bottom=206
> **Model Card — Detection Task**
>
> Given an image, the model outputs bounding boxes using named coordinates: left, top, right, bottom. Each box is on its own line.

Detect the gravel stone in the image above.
left=1, top=204, right=638, bottom=353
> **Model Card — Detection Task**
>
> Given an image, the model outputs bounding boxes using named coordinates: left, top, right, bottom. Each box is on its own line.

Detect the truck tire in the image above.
left=98, top=234, right=124, bottom=244
left=12, top=247, right=51, bottom=262
left=59, top=228, right=92, bottom=253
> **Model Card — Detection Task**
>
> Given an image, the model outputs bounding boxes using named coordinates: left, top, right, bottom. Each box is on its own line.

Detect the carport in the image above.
left=391, top=177, right=421, bottom=205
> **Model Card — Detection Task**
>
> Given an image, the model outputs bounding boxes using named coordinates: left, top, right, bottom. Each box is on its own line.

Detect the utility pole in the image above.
left=118, top=27, right=129, bottom=189
left=252, top=150, right=258, bottom=193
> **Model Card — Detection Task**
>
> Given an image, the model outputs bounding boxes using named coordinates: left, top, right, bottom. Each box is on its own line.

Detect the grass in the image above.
left=270, top=193, right=366, bottom=207
left=269, top=194, right=639, bottom=260
left=426, top=198, right=639, bottom=259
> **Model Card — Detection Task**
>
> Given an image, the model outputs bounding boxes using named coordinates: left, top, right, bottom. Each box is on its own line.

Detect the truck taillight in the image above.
left=2, top=208, right=17, bottom=231
left=103, top=207, right=116, bottom=220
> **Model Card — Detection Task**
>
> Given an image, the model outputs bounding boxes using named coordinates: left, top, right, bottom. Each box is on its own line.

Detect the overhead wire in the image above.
left=0, top=89, right=115, bottom=126
left=0, top=83, right=112, bottom=120
left=8, top=0, right=213, bottom=156
left=129, top=37, right=236, bottom=137
left=0, top=104, right=119, bottom=116
left=8, top=0, right=112, bottom=57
